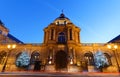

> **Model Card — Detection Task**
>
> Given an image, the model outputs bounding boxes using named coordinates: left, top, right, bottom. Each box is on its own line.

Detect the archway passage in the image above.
left=0, top=51, right=7, bottom=64
left=55, top=50, right=68, bottom=70
left=83, top=52, right=94, bottom=71
left=30, top=51, right=41, bottom=71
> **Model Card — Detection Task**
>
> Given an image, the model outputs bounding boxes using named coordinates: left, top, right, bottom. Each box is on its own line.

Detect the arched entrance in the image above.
left=30, top=51, right=41, bottom=71
left=55, top=50, right=68, bottom=71
left=0, top=51, right=7, bottom=64
left=82, top=52, right=94, bottom=71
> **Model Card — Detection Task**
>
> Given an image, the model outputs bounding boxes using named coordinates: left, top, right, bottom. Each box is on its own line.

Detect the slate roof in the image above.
left=7, top=33, right=24, bottom=44
left=55, top=13, right=70, bottom=20
left=108, top=35, right=120, bottom=43
left=0, top=20, right=9, bottom=30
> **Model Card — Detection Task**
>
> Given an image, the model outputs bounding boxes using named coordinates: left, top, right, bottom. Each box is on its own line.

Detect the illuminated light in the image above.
left=107, top=44, right=118, bottom=49
left=107, top=45, right=111, bottom=49
left=7, top=44, right=16, bottom=49
left=7, top=45, right=11, bottom=49
left=70, top=60, right=73, bottom=64
left=50, top=56, right=52, bottom=59
left=12, top=44, right=16, bottom=49
left=49, top=61, right=52, bottom=64
left=77, top=61, right=81, bottom=66
left=114, top=45, right=118, bottom=49
left=34, top=56, right=37, bottom=59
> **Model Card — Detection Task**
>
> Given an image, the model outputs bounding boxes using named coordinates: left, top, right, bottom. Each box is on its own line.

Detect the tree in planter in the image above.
left=94, top=50, right=109, bottom=71
left=16, top=52, right=30, bottom=68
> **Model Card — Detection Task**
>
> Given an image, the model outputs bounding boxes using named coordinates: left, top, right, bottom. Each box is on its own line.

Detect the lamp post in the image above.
left=107, top=44, right=120, bottom=72
left=2, top=44, right=16, bottom=72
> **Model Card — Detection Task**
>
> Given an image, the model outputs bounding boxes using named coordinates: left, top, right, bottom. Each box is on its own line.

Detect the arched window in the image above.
left=84, top=52, right=94, bottom=65
left=58, top=32, right=66, bottom=44
left=104, top=53, right=112, bottom=65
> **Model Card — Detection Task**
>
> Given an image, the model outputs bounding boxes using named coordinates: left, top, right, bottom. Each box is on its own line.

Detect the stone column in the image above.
left=73, top=49, right=76, bottom=64
left=53, top=29, right=55, bottom=40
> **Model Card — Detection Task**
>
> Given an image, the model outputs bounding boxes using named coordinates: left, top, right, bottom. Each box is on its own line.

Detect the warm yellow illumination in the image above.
left=70, top=61, right=73, bottom=64
left=49, top=61, right=52, bottom=64
left=7, top=45, right=11, bottom=49
left=70, top=59, right=73, bottom=65
left=12, top=44, right=16, bottom=49
left=7, top=44, right=16, bottom=49
left=107, top=44, right=118, bottom=50
left=77, top=61, right=81, bottom=66
left=114, top=45, right=118, bottom=49
left=107, top=44, right=111, bottom=49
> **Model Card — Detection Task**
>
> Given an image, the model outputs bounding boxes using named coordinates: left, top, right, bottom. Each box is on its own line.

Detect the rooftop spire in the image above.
left=59, top=9, right=65, bottom=18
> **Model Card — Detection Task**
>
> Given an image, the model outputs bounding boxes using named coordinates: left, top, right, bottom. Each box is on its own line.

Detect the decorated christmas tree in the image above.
left=16, top=52, right=30, bottom=67
left=94, top=50, right=109, bottom=68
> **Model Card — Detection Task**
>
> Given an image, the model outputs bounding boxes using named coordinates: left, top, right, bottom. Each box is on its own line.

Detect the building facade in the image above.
left=0, top=13, right=120, bottom=72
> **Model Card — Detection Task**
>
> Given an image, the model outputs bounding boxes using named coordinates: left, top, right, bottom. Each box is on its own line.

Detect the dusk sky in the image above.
left=0, top=0, right=120, bottom=43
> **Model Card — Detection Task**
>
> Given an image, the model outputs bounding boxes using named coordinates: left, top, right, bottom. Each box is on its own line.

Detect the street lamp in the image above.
left=2, top=44, right=16, bottom=72
left=107, top=44, right=120, bottom=72
left=70, top=59, right=73, bottom=65
left=48, top=56, right=52, bottom=64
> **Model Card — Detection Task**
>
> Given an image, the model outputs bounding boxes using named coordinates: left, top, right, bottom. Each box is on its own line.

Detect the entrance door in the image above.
left=55, top=50, right=68, bottom=70
left=34, top=61, right=41, bottom=71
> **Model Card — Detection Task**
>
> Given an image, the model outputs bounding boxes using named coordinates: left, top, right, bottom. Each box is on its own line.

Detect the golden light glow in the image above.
left=7, top=45, right=11, bottom=49
left=107, top=44, right=118, bottom=50
left=70, top=59, right=73, bottom=64
left=77, top=61, right=81, bottom=66
left=114, top=45, right=118, bottom=49
left=12, top=44, right=16, bottom=49
left=107, top=44, right=111, bottom=49
left=7, top=44, right=16, bottom=49
left=49, top=61, right=52, bottom=64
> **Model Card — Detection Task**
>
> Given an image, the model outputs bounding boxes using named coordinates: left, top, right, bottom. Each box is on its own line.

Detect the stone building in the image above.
left=0, top=13, right=120, bottom=72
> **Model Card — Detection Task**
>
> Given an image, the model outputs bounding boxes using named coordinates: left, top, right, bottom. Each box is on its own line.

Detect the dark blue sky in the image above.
left=0, top=0, right=120, bottom=43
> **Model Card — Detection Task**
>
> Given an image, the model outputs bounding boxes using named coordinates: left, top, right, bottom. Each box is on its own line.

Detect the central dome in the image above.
left=56, top=13, right=69, bottom=20
left=53, top=13, right=71, bottom=25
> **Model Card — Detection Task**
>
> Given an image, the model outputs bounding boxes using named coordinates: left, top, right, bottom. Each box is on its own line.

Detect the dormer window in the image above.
left=56, top=21, right=67, bottom=26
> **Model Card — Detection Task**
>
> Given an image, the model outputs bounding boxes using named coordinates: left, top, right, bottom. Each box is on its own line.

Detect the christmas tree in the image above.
left=16, top=52, right=30, bottom=67
left=94, top=50, right=109, bottom=68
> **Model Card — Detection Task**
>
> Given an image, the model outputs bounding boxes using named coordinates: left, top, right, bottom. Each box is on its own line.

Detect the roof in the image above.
left=108, top=34, right=120, bottom=43
left=7, top=33, right=24, bottom=44
left=0, top=20, right=9, bottom=31
left=0, top=20, right=3, bottom=25
left=55, top=13, right=69, bottom=20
